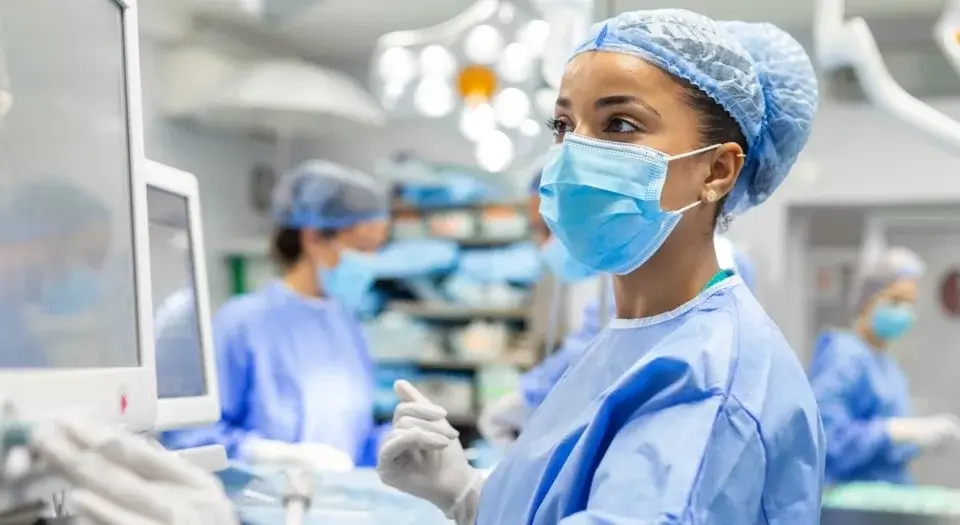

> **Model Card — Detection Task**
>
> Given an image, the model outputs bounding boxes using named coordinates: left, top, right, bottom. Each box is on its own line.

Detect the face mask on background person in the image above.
left=317, top=248, right=378, bottom=314
left=870, top=300, right=916, bottom=341
left=39, top=265, right=102, bottom=316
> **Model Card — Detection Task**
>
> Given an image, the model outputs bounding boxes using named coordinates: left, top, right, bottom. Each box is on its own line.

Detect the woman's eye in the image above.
left=605, top=118, right=639, bottom=134
left=546, top=118, right=569, bottom=136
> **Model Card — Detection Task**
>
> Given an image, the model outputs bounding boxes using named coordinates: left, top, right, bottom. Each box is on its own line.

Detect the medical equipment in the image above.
left=816, top=0, right=960, bottom=153
left=144, top=161, right=228, bottom=473
left=0, top=0, right=158, bottom=432
left=145, top=161, right=219, bottom=432
left=370, top=0, right=561, bottom=173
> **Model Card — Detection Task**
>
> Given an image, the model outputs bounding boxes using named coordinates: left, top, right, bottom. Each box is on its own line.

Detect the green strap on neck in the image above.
left=702, top=268, right=735, bottom=292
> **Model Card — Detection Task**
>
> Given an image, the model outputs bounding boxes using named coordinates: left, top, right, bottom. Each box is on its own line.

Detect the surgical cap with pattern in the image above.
left=272, top=159, right=388, bottom=231
left=853, top=247, right=925, bottom=313
left=571, top=9, right=819, bottom=215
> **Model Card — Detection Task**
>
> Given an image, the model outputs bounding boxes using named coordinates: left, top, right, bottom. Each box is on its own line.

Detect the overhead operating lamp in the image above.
left=815, top=0, right=960, bottom=152
left=936, top=0, right=960, bottom=82
left=370, top=0, right=593, bottom=173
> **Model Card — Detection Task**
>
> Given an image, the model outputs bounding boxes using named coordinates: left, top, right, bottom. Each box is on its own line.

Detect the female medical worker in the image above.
left=478, top=234, right=758, bottom=448
left=809, top=247, right=960, bottom=485
left=376, top=9, right=824, bottom=525
left=164, top=159, right=390, bottom=470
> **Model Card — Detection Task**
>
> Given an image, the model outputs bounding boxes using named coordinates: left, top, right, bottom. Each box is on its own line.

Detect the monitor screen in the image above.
left=147, top=186, right=207, bottom=399
left=0, top=0, right=141, bottom=369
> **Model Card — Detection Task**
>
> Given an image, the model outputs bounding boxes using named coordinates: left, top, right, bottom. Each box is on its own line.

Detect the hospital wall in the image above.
left=729, top=98, right=960, bottom=363
left=138, top=37, right=276, bottom=306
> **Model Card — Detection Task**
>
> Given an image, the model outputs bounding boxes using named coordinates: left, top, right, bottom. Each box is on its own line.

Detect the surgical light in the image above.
left=414, top=78, right=455, bottom=118
left=464, top=24, right=504, bottom=65
left=498, top=2, right=516, bottom=24
left=493, top=88, right=531, bottom=129
left=377, top=46, right=416, bottom=84
left=497, top=42, right=534, bottom=83
left=457, top=64, right=498, bottom=102
left=475, top=130, right=514, bottom=172
left=517, top=19, right=550, bottom=57
left=420, top=45, right=457, bottom=78
left=458, top=103, right=497, bottom=142
left=519, top=118, right=542, bottom=137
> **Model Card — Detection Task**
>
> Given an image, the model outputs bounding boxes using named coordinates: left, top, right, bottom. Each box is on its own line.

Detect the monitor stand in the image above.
left=174, top=445, right=229, bottom=474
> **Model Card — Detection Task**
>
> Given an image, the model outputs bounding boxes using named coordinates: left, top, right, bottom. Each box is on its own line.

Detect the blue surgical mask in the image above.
left=318, top=250, right=378, bottom=314
left=870, top=302, right=915, bottom=341
left=39, top=266, right=102, bottom=316
left=539, top=134, right=716, bottom=275
left=540, top=236, right=597, bottom=283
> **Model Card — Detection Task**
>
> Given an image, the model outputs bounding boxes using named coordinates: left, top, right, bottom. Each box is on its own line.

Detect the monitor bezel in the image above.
left=0, top=0, right=158, bottom=432
left=145, top=160, right=220, bottom=431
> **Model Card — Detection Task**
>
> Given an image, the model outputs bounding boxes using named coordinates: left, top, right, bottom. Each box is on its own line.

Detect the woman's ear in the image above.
left=702, top=142, right=744, bottom=202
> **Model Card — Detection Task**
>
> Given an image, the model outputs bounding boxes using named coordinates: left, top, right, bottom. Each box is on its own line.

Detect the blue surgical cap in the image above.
left=272, top=159, right=388, bottom=230
left=572, top=9, right=819, bottom=215
left=0, top=180, right=110, bottom=243
left=853, top=247, right=925, bottom=313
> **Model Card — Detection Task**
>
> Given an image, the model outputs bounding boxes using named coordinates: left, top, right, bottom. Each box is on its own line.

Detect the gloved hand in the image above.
left=31, top=418, right=238, bottom=525
left=887, top=415, right=960, bottom=448
left=243, top=439, right=354, bottom=473
left=378, top=380, right=485, bottom=525
left=477, top=392, right=530, bottom=448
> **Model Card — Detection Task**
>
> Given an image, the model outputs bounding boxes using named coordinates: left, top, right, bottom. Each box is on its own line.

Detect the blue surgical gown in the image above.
left=478, top=277, right=824, bottom=524
left=520, top=294, right=615, bottom=409
left=808, top=330, right=918, bottom=485
left=163, top=282, right=385, bottom=466
left=0, top=303, right=45, bottom=367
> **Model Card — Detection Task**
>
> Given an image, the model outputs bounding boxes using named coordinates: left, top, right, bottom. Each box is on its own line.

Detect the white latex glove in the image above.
left=243, top=439, right=354, bottom=473
left=477, top=392, right=530, bottom=448
left=378, top=380, right=485, bottom=525
left=887, top=414, right=960, bottom=449
left=31, top=418, right=237, bottom=525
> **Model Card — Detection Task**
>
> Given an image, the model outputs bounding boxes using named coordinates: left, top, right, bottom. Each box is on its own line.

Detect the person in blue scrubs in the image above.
left=0, top=180, right=111, bottom=368
left=376, top=10, right=824, bottom=525
left=164, top=159, right=390, bottom=470
left=810, top=247, right=960, bottom=485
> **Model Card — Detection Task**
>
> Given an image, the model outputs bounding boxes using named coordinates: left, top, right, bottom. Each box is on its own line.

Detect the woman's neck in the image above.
left=283, top=261, right=322, bottom=298
left=613, top=236, right=720, bottom=320
left=854, top=317, right=886, bottom=352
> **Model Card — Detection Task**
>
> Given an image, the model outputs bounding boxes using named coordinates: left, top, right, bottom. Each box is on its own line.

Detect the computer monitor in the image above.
left=145, top=160, right=219, bottom=431
left=0, top=0, right=157, bottom=430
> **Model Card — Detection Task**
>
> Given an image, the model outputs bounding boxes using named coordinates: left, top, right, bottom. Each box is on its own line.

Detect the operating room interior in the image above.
left=7, top=0, right=960, bottom=522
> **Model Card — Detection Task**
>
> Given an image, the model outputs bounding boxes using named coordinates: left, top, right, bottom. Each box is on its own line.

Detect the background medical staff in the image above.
left=810, top=246, right=960, bottom=484
left=164, top=159, right=390, bottom=469
left=0, top=180, right=112, bottom=368
left=376, top=9, right=823, bottom=525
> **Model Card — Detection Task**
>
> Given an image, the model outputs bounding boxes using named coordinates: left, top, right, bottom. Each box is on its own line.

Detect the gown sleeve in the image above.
left=556, top=395, right=767, bottom=524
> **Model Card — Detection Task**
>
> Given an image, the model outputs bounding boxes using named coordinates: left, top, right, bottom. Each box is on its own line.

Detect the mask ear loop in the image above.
left=688, top=151, right=749, bottom=209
